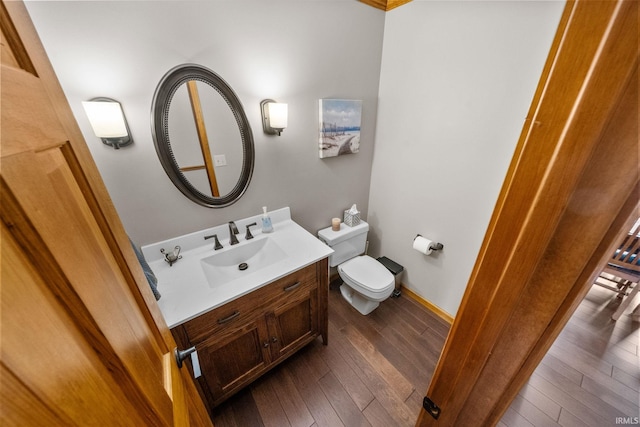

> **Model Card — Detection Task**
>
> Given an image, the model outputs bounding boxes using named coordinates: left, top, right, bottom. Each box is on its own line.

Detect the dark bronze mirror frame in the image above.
left=151, top=64, right=254, bottom=208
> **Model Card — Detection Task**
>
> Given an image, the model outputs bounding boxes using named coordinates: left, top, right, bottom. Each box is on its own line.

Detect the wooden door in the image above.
left=0, top=2, right=212, bottom=425
left=418, top=1, right=639, bottom=425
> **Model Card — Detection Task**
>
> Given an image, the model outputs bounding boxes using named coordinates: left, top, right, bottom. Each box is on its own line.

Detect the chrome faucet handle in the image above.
left=204, top=234, right=223, bottom=250
left=229, top=221, right=240, bottom=245
left=245, top=222, right=257, bottom=240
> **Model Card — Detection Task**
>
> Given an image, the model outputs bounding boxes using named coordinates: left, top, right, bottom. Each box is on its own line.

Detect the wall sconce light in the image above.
left=260, top=99, right=288, bottom=136
left=82, top=97, right=133, bottom=149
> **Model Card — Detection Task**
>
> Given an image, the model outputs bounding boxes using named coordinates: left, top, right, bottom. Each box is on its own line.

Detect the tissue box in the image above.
left=343, top=209, right=361, bottom=227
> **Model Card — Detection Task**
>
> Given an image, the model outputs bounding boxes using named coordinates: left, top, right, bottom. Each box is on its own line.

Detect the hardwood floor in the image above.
left=499, top=284, right=639, bottom=427
left=210, top=283, right=638, bottom=427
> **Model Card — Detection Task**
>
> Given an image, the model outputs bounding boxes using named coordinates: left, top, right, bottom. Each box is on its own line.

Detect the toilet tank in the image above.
left=318, top=221, right=369, bottom=267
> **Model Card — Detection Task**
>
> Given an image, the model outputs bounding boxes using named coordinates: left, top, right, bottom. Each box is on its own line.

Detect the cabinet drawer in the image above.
left=183, top=263, right=317, bottom=344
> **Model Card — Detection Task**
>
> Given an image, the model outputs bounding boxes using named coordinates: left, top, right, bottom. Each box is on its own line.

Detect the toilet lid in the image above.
left=339, top=256, right=394, bottom=293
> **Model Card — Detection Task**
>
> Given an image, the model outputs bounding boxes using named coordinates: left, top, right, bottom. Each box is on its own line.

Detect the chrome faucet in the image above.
left=228, top=221, right=240, bottom=245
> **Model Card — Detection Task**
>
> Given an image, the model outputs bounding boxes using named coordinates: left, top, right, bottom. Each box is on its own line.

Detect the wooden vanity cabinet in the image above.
left=171, top=258, right=328, bottom=409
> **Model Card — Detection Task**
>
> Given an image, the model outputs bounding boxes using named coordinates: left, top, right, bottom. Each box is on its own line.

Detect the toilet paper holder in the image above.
left=415, top=234, right=444, bottom=251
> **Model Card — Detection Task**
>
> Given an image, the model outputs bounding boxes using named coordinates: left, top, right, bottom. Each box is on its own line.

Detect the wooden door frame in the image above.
left=418, top=1, right=639, bottom=425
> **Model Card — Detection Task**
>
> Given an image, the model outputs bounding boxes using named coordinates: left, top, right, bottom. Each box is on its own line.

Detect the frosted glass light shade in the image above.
left=260, top=99, right=288, bottom=136
left=82, top=97, right=133, bottom=149
left=268, top=103, right=288, bottom=129
left=83, top=100, right=127, bottom=137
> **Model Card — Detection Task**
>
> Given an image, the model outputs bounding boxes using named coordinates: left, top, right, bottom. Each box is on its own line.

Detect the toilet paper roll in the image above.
left=413, top=235, right=433, bottom=255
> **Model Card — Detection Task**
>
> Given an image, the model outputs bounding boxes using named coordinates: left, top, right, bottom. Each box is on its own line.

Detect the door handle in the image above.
left=174, top=346, right=196, bottom=368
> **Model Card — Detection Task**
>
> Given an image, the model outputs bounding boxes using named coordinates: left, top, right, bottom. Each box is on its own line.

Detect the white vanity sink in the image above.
left=141, top=207, right=333, bottom=328
left=200, top=235, right=287, bottom=288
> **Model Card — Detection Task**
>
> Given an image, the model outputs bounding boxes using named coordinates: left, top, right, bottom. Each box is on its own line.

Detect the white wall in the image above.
left=27, top=0, right=565, bottom=317
left=368, top=0, right=565, bottom=316
left=25, top=0, right=385, bottom=245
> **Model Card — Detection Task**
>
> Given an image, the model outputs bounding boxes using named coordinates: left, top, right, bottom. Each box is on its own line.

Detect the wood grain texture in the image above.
left=419, top=1, right=640, bottom=424
left=0, top=2, right=35, bottom=74
left=173, top=260, right=329, bottom=409
left=1, top=2, right=212, bottom=424
left=209, top=279, right=638, bottom=427
left=2, top=226, right=150, bottom=426
left=3, top=0, right=177, bottom=352
left=211, top=289, right=449, bottom=427
left=182, top=263, right=316, bottom=343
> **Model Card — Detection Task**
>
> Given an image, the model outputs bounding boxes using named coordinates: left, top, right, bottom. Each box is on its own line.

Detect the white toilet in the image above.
left=318, top=221, right=395, bottom=315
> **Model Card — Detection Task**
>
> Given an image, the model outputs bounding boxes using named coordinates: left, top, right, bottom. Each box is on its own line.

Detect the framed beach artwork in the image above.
left=318, top=99, right=362, bottom=158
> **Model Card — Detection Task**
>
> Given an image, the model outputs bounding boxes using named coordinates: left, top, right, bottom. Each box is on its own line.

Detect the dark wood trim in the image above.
left=317, top=257, right=330, bottom=344
left=418, top=1, right=639, bottom=425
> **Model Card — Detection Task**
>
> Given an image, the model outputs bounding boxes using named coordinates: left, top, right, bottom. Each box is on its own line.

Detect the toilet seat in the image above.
left=338, top=255, right=394, bottom=299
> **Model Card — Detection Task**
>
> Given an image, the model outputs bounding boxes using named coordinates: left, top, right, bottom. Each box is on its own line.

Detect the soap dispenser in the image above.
left=261, top=206, right=274, bottom=233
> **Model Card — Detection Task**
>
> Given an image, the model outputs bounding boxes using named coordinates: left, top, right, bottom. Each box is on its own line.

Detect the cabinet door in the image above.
left=196, top=317, right=271, bottom=407
left=267, top=286, right=318, bottom=360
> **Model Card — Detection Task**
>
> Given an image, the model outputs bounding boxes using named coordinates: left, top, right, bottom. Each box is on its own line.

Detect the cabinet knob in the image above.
left=263, top=341, right=270, bottom=348
left=271, top=336, right=278, bottom=343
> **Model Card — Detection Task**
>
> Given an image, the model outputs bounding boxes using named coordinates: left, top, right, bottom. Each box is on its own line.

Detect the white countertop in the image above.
left=142, top=207, right=333, bottom=328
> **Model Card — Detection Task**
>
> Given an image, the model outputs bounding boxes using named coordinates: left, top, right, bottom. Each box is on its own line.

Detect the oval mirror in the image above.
left=151, top=64, right=254, bottom=208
